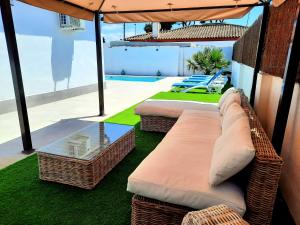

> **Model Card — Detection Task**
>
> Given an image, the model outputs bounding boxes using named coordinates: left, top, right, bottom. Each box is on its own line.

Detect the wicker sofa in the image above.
left=129, top=91, right=283, bottom=225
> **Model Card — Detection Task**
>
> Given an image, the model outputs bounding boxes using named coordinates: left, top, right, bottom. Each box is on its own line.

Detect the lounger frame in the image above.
left=134, top=93, right=283, bottom=225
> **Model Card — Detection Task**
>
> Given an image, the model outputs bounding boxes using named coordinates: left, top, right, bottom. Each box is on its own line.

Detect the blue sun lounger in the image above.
left=191, top=74, right=212, bottom=78
left=172, top=69, right=225, bottom=93
left=183, top=76, right=211, bottom=83
left=173, top=69, right=223, bottom=86
left=182, top=69, right=223, bottom=82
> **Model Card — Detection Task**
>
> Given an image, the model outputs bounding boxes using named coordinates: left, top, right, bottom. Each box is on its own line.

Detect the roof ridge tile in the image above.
left=126, top=23, right=247, bottom=41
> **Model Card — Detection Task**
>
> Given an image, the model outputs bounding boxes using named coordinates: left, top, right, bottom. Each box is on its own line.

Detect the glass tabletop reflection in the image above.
left=37, top=122, right=134, bottom=160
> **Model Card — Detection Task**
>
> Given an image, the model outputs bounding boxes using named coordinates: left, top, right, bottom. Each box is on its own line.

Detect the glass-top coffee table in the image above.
left=37, top=122, right=135, bottom=189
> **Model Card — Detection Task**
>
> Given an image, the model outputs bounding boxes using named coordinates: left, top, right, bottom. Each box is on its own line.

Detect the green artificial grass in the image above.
left=105, top=91, right=220, bottom=126
left=0, top=91, right=220, bottom=225
left=0, top=128, right=164, bottom=225
left=152, top=91, right=221, bottom=103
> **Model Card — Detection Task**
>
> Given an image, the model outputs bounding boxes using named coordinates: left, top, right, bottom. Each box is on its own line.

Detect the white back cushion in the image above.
left=220, top=92, right=241, bottom=115
left=218, top=87, right=237, bottom=108
left=209, top=116, right=255, bottom=186
left=222, top=103, right=247, bottom=131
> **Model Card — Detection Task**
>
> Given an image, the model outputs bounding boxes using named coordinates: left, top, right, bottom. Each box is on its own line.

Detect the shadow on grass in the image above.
left=0, top=123, right=165, bottom=225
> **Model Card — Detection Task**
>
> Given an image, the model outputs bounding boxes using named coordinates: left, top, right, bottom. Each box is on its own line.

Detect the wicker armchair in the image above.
left=181, top=204, right=249, bottom=225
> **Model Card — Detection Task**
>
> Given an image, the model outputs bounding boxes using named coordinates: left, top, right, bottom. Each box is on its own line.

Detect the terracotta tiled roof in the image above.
left=126, top=23, right=247, bottom=42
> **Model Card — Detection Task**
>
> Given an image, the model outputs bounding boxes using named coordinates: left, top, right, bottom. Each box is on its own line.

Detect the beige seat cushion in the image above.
left=209, top=116, right=255, bottom=186
left=218, top=87, right=238, bottom=108
left=222, top=103, right=247, bottom=131
left=135, top=99, right=219, bottom=118
left=173, top=110, right=221, bottom=141
left=220, top=92, right=241, bottom=115
left=128, top=110, right=246, bottom=215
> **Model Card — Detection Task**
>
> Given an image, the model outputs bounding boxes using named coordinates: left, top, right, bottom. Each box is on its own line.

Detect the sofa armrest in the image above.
left=181, top=204, right=249, bottom=225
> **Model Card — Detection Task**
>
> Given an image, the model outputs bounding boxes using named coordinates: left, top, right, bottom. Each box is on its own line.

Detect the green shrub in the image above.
left=187, top=47, right=230, bottom=75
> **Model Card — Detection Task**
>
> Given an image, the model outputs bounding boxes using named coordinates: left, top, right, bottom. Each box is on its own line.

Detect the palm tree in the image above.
left=187, top=47, right=230, bottom=75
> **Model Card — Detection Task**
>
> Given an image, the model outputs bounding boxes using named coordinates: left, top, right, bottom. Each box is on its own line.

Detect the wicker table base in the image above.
left=37, top=124, right=135, bottom=189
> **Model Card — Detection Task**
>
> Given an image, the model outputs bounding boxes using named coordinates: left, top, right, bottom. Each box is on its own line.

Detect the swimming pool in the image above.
left=105, top=75, right=165, bottom=82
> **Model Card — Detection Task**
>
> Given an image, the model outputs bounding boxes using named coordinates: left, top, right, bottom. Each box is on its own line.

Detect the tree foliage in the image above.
left=187, top=47, right=230, bottom=75
left=144, top=24, right=152, bottom=33
left=144, top=22, right=175, bottom=33
left=160, top=22, right=176, bottom=31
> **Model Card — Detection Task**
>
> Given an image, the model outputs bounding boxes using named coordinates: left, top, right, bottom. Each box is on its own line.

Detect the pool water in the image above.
left=105, top=75, right=165, bottom=82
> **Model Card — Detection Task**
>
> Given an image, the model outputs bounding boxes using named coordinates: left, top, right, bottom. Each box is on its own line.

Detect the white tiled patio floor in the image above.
left=0, top=77, right=182, bottom=169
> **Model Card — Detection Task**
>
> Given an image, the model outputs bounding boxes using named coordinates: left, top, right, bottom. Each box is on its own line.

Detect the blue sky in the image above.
left=101, top=6, right=263, bottom=42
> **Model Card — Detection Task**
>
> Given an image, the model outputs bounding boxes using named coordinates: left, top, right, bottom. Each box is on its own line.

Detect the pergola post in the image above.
left=250, top=3, right=270, bottom=106
left=95, top=11, right=105, bottom=116
left=272, top=10, right=300, bottom=154
left=0, top=0, right=34, bottom=154
left=123, top=23, right=125, bottom=40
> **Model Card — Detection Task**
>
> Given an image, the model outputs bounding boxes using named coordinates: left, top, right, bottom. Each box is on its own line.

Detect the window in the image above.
left=59, top=14, right=85, bottom=30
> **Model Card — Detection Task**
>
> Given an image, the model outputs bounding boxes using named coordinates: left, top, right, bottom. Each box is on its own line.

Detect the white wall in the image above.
left=0, top=1, right=97, bottom=101
left=193, top=41, right=235, bottom=47
left=231, top=60, right=254, bottom=98
left=104, top=45, right=233, bottom=77
left=104, top=46, right=180, bottom=76
left=0, top=1, right=234, bottom=101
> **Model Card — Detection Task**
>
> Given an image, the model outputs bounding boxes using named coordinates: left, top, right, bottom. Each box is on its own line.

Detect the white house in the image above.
left=0, top=1, right=243, bottom=113
left=104, top=41, right=234, bottom=77
left=104, top=23, right=246, bottom=76
left=0, top=0, right=98, bottom=112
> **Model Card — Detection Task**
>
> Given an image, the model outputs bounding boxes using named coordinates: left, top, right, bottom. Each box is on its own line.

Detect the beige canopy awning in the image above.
left=19, top=0, right=286, bottom=22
